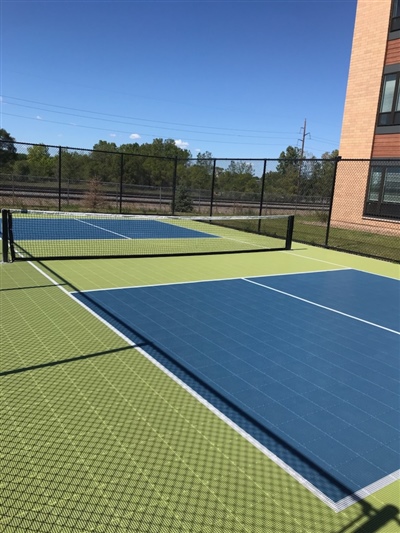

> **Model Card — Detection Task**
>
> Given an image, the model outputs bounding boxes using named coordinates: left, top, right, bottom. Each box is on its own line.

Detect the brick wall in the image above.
left=373, top=133, right=400, bottom=157
left=385, top=38, right=400, bottom=65
left=338, top=0, right=392, bottom=159
left=332, top=0, right=399, bottom=235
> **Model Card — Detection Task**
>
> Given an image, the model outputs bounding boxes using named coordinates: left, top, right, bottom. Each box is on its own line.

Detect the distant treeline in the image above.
left=0, top=129, right=338, bottom=198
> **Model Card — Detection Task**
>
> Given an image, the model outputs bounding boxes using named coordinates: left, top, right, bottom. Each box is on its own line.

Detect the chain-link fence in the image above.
left=328, top=159, right=400, bottom=262
left=1, top=141, right=399, bottom=261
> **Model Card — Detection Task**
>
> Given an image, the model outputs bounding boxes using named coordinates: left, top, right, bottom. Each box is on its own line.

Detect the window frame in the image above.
left=391, top=0, right=400, bottom=32
left=377, top=72, right=400, bottom=127
left=364, top=162, right=400, bottom=220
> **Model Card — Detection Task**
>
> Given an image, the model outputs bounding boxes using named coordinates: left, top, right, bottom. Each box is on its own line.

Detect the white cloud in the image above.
left=110, top=133, right=117, bottom=138
left=36, top=115, right=43, bottom=120
left=175, top=139, right=189, bottom=149
left=129, top=133, right=141, bottom=140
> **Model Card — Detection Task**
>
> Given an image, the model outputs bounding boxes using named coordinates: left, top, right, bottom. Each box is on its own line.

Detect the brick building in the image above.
left=331, top=0, right=400, bottom=233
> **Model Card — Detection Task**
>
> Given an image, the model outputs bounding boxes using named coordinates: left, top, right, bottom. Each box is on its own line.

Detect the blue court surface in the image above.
left=7, top=217, right=218, bottom=240
left=72, top=269, right=400, bottom=507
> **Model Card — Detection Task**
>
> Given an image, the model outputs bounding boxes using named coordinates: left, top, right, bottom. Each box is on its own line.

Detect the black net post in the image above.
left=285, top=215, right=295, bottom=250
left=8, top=211, right=15, bottom=262
left=2, top=209, right=9, bottom=262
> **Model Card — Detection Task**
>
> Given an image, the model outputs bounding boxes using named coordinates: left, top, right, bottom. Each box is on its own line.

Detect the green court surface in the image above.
left=1, top=243, right=399, bottom=532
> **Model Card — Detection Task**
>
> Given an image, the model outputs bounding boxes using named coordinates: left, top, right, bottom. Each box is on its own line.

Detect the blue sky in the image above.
left=1, top=0, right=357, bottom=159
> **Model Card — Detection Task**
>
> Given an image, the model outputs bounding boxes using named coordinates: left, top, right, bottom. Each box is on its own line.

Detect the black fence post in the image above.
left=119, top=153, right=124, bottom=214
left=58, top=146, right=62, bottom=211
left=324, top=156, right=341, bottom=247
left=258, top=159, right=267, bottom=233
left=171, top=157, right=178, bottom=215
left=209, top=159, right=217, bottom=217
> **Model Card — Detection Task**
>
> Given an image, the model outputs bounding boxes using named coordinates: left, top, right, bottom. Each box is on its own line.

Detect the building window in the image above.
left=378, top=72, right=400, bottom=126
left=365, top=163, right=400, bottom=219
left=391, top=0, right=400, bottom=32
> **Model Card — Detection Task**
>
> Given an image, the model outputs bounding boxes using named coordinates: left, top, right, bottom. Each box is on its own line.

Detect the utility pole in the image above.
left=299, top=118, right=310, bottom=158
left=296, top=119, right=311, bottom=212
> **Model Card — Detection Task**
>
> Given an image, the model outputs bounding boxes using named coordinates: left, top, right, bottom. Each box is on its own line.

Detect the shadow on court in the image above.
left=0, top=345, right=135, bottom=377
left=335, top=502, right=399, bottom=533
left=0, top=283, right=68, bottom=292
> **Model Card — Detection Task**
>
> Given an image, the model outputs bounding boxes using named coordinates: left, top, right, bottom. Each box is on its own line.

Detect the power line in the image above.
left=2, top=95, right=297, bottom=136
left=2, top=101, right=300, bottom=141
left=2, top=112, right=292, bottom=147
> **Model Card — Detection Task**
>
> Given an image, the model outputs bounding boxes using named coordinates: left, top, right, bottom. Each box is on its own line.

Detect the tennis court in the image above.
left=7, top=216, right=220, bottom=240
left=1, top=212, right=399, bottom=532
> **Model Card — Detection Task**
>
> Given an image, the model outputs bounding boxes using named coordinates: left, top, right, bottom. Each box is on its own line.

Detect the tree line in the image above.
left=0, top=129, right=338, bottom=201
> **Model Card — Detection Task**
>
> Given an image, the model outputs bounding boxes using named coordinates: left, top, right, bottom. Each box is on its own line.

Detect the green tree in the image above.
left=89, top=141, right=119, bottom=182
left=174, top=184, right=193, bottom=213
left=138, top=139, right=190, bottom=188
left=307, top=149, right=339, bottom=197
left=117, top=143, right=143, bottom=187
left=13, top=157, right=30, bottom=176
left=84, top=177, right=104, bottom=211
left=274, top=146, right=303, bottom=196
left=143, top=138, right=191, bottom=160
left=26, top=144, right=54, bottom=177
left=183, top=151, right=214, bottom=191
left=92, top=140, right=118, bottom=152
left=217, top=160, right=259, bottom=193
left=186, top=163, right=212, bottom=190
left=264, top=170, right=286, bottom=197
left=276, top=146, right=302, bottom=174
left=58, top=149, right=90, bottom=184
left=0, top=129, right=17, bottom=168
left=196, top=151, right=213, bottom=166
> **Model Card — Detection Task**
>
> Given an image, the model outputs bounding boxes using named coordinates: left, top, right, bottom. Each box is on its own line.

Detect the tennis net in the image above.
left=1, top=209, right=294, bottom=261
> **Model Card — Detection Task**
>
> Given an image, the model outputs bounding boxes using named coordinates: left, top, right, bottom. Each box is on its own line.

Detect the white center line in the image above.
left=242, top=277, right=400, bottom=335
left=75, top=218, right=131, bottom=239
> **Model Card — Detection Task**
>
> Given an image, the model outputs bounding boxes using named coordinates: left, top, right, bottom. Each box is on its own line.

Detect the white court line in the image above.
left=284, top=250, right=400, bottom=281
left=75, top=218, right=131, bottom=239
left=72, top=268, right=351, bottom=294
left=284, top=249, right=354, bottom=269
left=335, top=470, right=400, bottom=512
left=242, top=277, right=400, bottom=335
left=75, top=217, right=218, bottom=241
